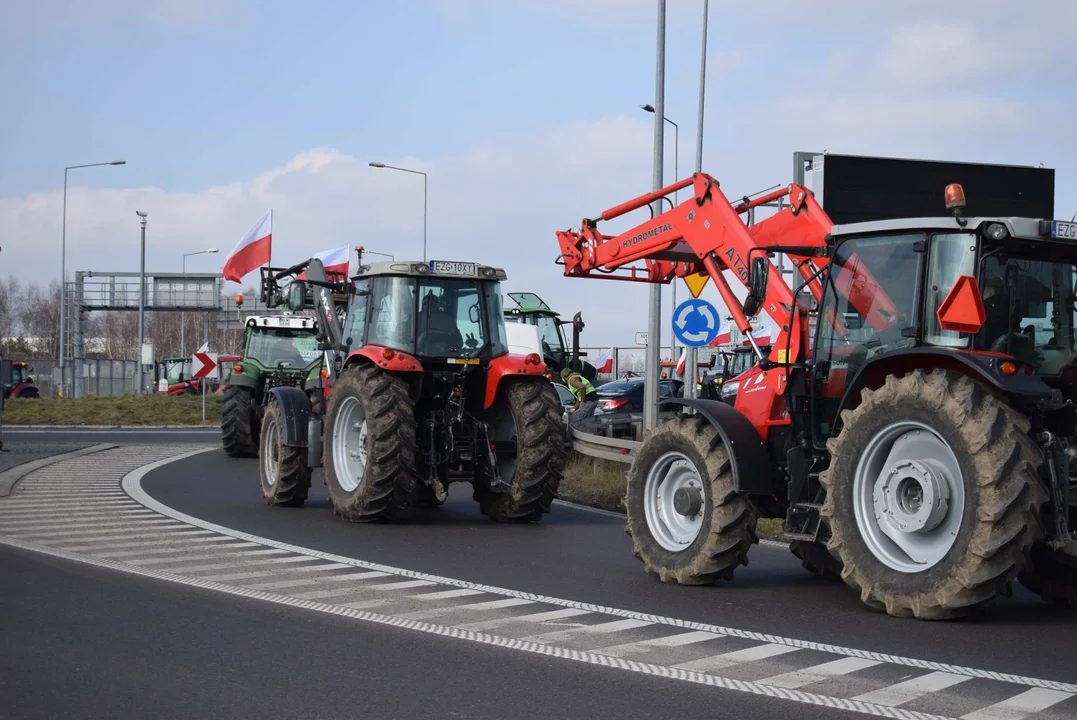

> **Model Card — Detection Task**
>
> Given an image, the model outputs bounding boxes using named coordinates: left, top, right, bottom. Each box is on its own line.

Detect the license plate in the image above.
left=430, top=261, right=476, bottom=276
left=1052, top=221, right=1077, bottom=240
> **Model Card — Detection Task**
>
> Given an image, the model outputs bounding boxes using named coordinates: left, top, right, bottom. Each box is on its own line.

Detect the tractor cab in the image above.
left=504, top=291, right=596, bottom=382
left=154, top=357, right=196, bottom=395
left=3, top=361, right=39, bottom=399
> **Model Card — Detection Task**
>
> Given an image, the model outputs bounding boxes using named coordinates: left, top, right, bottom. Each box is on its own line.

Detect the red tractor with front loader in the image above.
left=256, top=251, right=568, bottom=523
left=555, top=172, right=1077, bottom=619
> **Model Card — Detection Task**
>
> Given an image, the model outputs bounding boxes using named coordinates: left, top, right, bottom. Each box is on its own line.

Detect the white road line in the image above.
left=199, top=563, right=354, bottom=583
left=590, top=630, right=724, bottom=657
left=0, top=532, right=977, bottom=720
left=162, top=555, right=323, bottom=575
left=759, top=657, right=883, bottom=689
left=395, top=597, right=536, bottom=621
left=521, top=618, right=654, bottom=644
left=455, top=608, right=592, bottom=632
left=7, top=518, right=180, bottom=534
left=409, top=588, right=486, bottom=601
left=673, top=643, right=802, bottom=672
left=120, top=449, right=1077, bottom=696
left=961, top=688, right=1075, bottom=720
left=12, top=520, right=186, bottom=539
left=852, top=672, right=972, bottom=707
left=93, top=542, right=260, bottom=558
left=1, top=510, right=156, bottom=521
left=359, top=579, right=438, bottom=591
left=58, top=534, right=234, bottom=552
left=125, top=548, right=290, bottom=565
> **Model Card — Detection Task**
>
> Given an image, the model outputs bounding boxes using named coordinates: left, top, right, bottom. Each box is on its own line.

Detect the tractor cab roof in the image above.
left=353, top=260, right=507, bottom=282
left=830, top=216, right=1072, bottom=247
left=505, top=292, right=558, bottom=315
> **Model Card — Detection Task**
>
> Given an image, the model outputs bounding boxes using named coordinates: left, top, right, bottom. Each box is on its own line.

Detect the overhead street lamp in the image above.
left=59, top=159, right=125, bottom=397
left=369, top=161, right=428, bottom=261
left=641, top=103, right=680, bottom=365
left=181, top=248, right=220, bottom=355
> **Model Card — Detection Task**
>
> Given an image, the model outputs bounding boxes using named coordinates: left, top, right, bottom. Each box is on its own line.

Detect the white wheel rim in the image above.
left=261, top=417, right=279, bottom=487
left=643, top=451, right=706, bottom=552
left=333, top=396, right=368, bottom=493
left=853, top=420, right=966, bottom=573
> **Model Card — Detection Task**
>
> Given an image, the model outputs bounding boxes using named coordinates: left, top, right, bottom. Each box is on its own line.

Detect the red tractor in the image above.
left=3, top=362, right=40, bottom=399
left=555, top=173, right=1077, bottom=618
left=256, top=252, right=569, bottom=523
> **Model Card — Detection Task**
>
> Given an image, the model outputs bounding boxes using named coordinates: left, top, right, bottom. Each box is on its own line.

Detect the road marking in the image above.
left=853, top=672, right=972, bottom=707
left=590, top=629, right=723, bottom=657
left=673, top=643, right=802, bottom=672
left=759, top=657, right=883, bottom=689
left=961, top=688, right=1075, bottom=720
left=2, top=444, right=1076, bottom=720
left=520, top=618, right=653, bottom=644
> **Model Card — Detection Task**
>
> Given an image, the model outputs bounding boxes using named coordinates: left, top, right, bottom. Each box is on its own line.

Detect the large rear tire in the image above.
left=820, top=370, right=1048, bottom=619
left=474, top=378, right=568, bottom=522
left=323, top=365, right=418, bottom=522
left=258, top=398, right=311, bottom=507
left=221, top=384, right=259, bottom=458
left=625, top=414, right=759, bottom=585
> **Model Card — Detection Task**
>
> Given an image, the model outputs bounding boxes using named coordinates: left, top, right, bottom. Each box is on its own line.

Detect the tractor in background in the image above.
left=258, top=253, right=568, bottom=523
left=3, top=362, right=39, bottom=399
left=503, top=292, right=596, bottom=383
left=219, top=266, right=350, bottom=458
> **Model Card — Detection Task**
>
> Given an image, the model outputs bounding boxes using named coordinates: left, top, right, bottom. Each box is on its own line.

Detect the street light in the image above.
left=59, top=159, right=125, bottom=397
left=369, top=161, right=428, bottom=261
left=641, top=103, right=679, bottom=364
left=181, top=248, right=220, bottom=355
left=136, top=211, right=147, bottom=395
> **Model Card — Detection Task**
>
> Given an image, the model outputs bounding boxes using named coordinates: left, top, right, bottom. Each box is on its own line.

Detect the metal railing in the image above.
left=569, top=426, right=641, bottom=464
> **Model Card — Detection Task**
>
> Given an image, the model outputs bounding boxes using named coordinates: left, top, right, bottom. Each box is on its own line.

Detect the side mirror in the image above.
left=285, top=281, right=307, bottom=311
left=742, top=256, right=770, bottom=317
left=573, top=311, right=585, bottom=334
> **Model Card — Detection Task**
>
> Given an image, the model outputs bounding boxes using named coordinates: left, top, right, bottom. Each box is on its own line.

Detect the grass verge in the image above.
left=3, top=394, right=223, bottom=426
left=560, top=451, right=785, bottom=539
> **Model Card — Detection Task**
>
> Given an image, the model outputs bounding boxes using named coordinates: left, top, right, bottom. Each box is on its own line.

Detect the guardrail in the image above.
left=568, top=426, right=641, bottom=464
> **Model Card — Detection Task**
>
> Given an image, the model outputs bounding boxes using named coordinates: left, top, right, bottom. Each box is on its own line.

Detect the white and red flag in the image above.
left=594, top=347, right=614, bottom=374
left=675, top=348, right=687, bottom=377
left=223, top=209, right=272, bottom=283
left=312, top=245, right=350, bottom=276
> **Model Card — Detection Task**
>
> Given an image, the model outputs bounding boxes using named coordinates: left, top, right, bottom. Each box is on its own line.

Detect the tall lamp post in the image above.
left=180, top=248, right=219, bottom=356
left=135, top=212, right=148, bottom=395
left=59, top=159, right=125, bottom=397
left=641, top=103, right=679, bottom=366
left=369, top=162, right=428, bottom=261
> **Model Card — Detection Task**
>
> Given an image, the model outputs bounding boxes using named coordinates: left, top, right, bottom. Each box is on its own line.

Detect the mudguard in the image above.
left=267, top=386, right=309, bottom=446
left=658, top=398, right=775, bottom=495
left=227, top=373, right=259, bottom=390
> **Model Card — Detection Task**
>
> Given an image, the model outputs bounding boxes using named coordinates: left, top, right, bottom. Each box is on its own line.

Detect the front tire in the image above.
left=820, top=370, right=1047, bottom=619
left=474, top=379, right=568, bottom=522
left=323, top=365, right=418, bottom=522
left=625, top=414, right=759, bottom=585
left=258, top=398, right=311, bottom=507
left=221, top=384, right=259, bottom=457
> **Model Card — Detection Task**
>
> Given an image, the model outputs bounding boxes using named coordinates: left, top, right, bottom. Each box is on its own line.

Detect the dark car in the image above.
left=593, top=377, right=678, bottom=416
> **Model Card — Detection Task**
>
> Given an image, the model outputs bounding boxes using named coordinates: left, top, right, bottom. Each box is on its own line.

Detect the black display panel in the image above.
left=817, top=154, right=1055, bottom=225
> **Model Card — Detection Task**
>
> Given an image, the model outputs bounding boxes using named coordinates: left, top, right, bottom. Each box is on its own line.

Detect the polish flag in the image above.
left=675, top=347, right=687, bottom=377
left=312, top=245, right=350, bottom=277
left=223, top=209, right=272, bottom=283
left=709, top=330, right=732, bottom=348
left=595, top=347, right=613, bottom=374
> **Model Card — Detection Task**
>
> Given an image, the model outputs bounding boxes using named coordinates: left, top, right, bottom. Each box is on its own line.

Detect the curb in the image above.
left=0, top=443, right=119, bottom=498
left=5, top=425, right=219, bottom=430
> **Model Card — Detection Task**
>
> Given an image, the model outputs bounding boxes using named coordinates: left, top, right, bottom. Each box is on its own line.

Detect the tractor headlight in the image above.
left=720, top=380, right=739, bottom=403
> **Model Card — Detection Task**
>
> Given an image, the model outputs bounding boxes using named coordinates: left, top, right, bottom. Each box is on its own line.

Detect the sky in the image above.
left=1, top=0, right=1075, bottom=348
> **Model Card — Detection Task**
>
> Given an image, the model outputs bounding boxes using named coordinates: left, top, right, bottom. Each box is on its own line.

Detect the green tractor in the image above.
left=503, top=292, right=596, bottom=383
left=220, top=314, right=326, bottom=457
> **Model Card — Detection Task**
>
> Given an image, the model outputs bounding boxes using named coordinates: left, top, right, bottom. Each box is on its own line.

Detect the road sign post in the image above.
left=192, top=350, right=218, bottom=423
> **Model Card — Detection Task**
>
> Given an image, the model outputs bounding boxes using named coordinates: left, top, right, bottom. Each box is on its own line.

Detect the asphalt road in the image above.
left=2, top=541, right=854, bottom=720
left=143, top=446, right=1077, bottom=687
